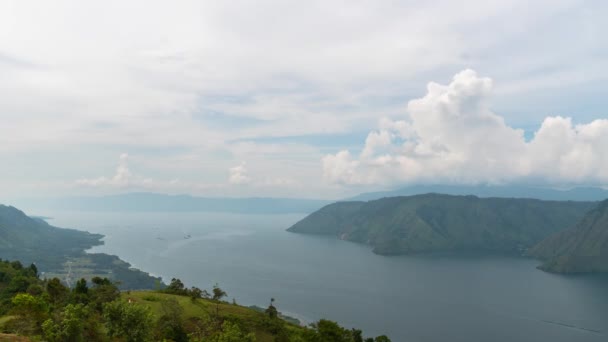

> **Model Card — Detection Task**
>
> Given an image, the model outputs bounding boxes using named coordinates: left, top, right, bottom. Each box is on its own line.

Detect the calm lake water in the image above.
left=47, top=211, right=608, bottom=342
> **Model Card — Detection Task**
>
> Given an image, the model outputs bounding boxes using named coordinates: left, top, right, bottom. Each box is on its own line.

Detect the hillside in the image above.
left=0, top=204, right=160, bottom=289
left=529, top=200, right=608, bottom=273
left=288, top=194, right=595, bottom=255
left=0, top=259, right=391, bottom=341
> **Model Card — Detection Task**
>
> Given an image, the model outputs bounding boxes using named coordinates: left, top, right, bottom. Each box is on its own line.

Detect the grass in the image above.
left=0, top=291, right=304, bottom=342
left=122, top=291, right=303, bottom=342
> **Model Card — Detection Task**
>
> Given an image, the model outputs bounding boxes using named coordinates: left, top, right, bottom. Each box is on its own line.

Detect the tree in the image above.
left=212, top=284, right=227, bottom=301
left=166, top=278, right=186, bottom=294
left=42, top=304, right=89, bottom=342
left=155, top=298, right=187, bottom=342
left=303, top=319, right=355, bottom=342
left=90, top=277, right=120, bottom=312
left=351, top=329, right=363, bottom=342
left=374, top=336, right=391, bottom=342
left=265, top=300, right=278, bottom=319
left=190, top=286, right=203, bottom=302
left=10, top=293, right=49, bottom=334
left=212, top=283, right=228, bottom=318
left=74, top=278, right=88, bottom=294
left=10, top=260, right=23, bottom=270
left=28, top=263, right=38, bottom=277
left=11, top=293, right=48, bottom=317
left=46, top=277, right=69, bottom=304
left=103, top=299, right=154, bottom=342
left=211, top=321, right=256, bottom=342
left=71, top=278, right=89, bottom=304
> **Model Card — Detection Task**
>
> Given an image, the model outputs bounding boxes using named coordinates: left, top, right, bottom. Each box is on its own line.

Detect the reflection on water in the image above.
left=49, top=211, right=608, bottom=342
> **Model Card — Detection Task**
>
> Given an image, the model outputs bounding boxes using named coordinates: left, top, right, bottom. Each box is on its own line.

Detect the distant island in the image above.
left=529, top=199, right=608, bottom=273
left=0, top=204, right=160, bottom=289
left=288, top=194, right=596, bottom=257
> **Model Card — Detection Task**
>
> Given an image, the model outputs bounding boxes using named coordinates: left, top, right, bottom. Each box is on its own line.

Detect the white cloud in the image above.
left=1, top=1, right=607, bottom=199
left=77, top=153, right=135, bottom=187
left=228, top=162, right=252, bottom=185
left=323, top=70, right=608, bottom=187
left=76, top=153, right=228, bottom=192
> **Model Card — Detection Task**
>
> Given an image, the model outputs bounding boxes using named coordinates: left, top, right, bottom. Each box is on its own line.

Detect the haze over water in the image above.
left=49, top=211, right=608, bottom=342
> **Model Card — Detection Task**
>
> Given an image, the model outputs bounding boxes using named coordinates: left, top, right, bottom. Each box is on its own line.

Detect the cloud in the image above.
left=1, top=1, right=607, bottom=199
left=76, top=153, right=229, bottom=193
left=77, top=153, right=135, bottom=187
left=323, top=70, right=608, bottom=187
left=228, top=162, right=252, bottom=185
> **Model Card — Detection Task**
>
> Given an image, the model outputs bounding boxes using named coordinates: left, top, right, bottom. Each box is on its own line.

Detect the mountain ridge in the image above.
left=0, top=204, right=161, bottom=289
left=350, top=185, right=608, bottom=202
left=529, top=199, right=608, bottom=273
left=288, top=194, right=596, bottom=256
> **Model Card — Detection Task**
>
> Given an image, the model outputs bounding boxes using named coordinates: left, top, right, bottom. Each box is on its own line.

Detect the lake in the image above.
left=48, top=211, right=608, bottom=342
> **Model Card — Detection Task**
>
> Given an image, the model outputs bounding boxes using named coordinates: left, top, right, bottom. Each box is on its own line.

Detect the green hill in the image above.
left=287, top=194, right=595, bottom=255
left=0, top=204, right=160, bottom=289
left=528, top=199, right=608, bottom=273
left=0, top=259, right=391, bottom=341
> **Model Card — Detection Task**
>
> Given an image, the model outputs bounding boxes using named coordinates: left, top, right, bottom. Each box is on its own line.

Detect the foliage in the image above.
left=212, top=284, right=227, bottom=301
left=209, top=321, right=256, bottom=342
left=42, top=304, right=90, bottom=342
left=155, top=298, right=188, bottom=342
left=103, top=299, right=154, bottom=342
left=0, top=262, right=391, bottom=341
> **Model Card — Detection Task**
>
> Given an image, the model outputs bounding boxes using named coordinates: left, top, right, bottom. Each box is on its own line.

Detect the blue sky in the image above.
left=0, top=0, right=607, bottom=200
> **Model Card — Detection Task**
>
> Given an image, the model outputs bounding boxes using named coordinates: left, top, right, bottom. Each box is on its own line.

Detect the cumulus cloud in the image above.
left=77, top=153, right=136, bottom=187
left=323, top=70, right=608, bottom=187
left=228, top=162, right=252, bottom=185
left=76, top=153, right=229, bottom=193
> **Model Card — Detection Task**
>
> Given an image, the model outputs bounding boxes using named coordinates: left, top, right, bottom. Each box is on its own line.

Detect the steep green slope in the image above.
left=529, top=199, right=608, bottom=273
left=288, top=194, right=595, bottom=255
left=0, top=204, right=160, bottom=289
left=0, top=205, right=102, bottom=269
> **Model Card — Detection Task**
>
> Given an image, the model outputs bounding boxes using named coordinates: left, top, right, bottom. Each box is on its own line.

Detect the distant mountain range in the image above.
left=288, top=194, right=595, bottom=256
left=350, top=185, right=608, bottom=202
left=13, top=193, right=331, bottom=214
left=529, top=199, right=608, bottom=273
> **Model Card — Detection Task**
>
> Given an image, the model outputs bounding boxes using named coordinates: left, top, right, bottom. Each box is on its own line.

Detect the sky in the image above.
left=1, top=0, right=607, bottom=200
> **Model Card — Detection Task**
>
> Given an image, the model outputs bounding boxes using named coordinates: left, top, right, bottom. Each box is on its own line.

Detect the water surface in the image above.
left=49, top=211, right=608, bottom=342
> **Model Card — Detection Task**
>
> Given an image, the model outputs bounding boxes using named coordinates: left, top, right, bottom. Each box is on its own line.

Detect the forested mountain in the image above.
left=288, top=194, right=595, bottom=255
left=0, top=204, right=160, bottom=289
left=529, top=199, right=608, bottom=273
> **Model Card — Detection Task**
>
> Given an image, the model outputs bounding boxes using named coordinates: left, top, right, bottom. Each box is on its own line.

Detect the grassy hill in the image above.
left=288, top=194, right=595, bottom=255
left=528, top=199, right=608, bottom=273
left=119, top=291, right=300, bottom=342
left=0, top=259, right=391, bottom=341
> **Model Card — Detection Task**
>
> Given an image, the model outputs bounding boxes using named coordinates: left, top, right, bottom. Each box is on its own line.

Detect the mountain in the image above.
left=528, top=200, right=608, bottom=273
left=287, top=194, right=595, bottom=255
left=350, top=185, right=608, bottom=202
left=0, top=205, right=101, bottom=269
left=13, top=193, right=331, bottom=214
left=0, top=204, right=160, bottom=289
